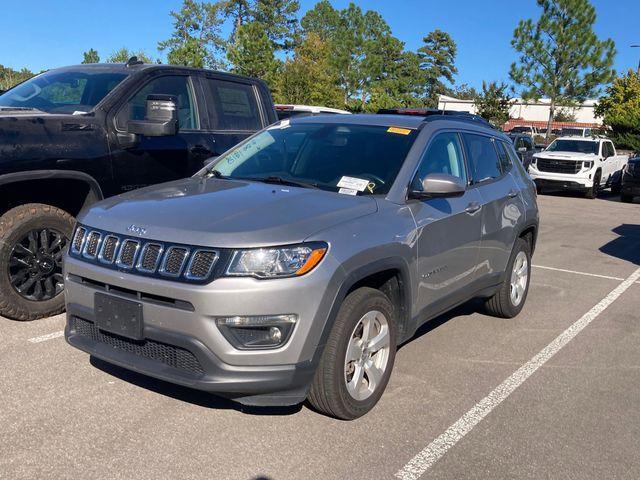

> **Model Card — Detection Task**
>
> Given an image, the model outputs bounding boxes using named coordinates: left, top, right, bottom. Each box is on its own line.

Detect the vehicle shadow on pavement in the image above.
left=89, top=356, right=303, bottom=416
left=600, top=224, right=640, bottom=266
left=399, top=299, right=484, bottom=350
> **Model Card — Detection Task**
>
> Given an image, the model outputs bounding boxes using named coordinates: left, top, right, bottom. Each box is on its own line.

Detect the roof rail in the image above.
left=376, top=108, right=496, bottom=129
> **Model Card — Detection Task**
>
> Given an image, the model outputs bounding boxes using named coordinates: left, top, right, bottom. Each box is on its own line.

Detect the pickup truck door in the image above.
left=107, top=74, right=217, bottom=194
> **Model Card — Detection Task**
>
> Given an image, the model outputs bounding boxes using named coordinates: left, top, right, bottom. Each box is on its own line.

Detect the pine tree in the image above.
left=475, top=81, right=512, bottom=127
left=228, top=21, right=280, bottom=89
left=417, top=29, right=458, bottom=107
left=510, top=0, right=616, bottom=138
left=82, top=49, right=100, bottom=64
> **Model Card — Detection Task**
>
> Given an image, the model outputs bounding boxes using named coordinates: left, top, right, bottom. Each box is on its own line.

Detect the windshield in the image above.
left=208, top=122, right=419, bottom=195
left=545, top=139, right=598, bottom=154
left=0, top=70, right=128, bottom=114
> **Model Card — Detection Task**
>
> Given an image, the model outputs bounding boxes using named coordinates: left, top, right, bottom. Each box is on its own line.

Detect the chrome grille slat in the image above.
left=185, top=250, right=218, bottom=280
left=137, top=243, right=163, bottom=273
left=71, top=227, right=87, bottom=254
left=160, top=247, right=189, bottom=277
left=98, top=235, right=120, bottom=264
left=116, top=239, right=140, bottom=269
left=82, top=231, right=102, bottom=259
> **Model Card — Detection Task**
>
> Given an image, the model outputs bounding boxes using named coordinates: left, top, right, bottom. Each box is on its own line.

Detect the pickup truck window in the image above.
left=202, top=79, right=263, bottom=131
left=116, top=75, right=198, bottom=130
left=462, top=133, right=502, bottom=183
left=603, top=142, right=615, bottom=158
left=546, top=139, right=598, bottom=154
left=0, top=70, right=127, bottom=114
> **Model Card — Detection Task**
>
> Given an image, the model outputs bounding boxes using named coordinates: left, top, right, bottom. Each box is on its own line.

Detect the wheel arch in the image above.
left=0, top=170, right=104, bottom=217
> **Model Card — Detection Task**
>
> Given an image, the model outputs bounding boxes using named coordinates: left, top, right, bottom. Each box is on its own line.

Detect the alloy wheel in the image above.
left=510, top=251, right=528, bottom=307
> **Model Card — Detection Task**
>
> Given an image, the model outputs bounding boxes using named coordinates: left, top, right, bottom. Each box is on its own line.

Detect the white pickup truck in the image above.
left=529, top=136, right=628, bottom=199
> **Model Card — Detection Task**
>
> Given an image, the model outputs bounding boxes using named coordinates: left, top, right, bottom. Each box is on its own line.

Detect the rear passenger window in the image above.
left=203, top=79, right=263, bottom=131
left=495, top=140, right=512, bottom=173
left=413, top=132, right=467, bottom=188
left=462, top=133, right=502, bottom=183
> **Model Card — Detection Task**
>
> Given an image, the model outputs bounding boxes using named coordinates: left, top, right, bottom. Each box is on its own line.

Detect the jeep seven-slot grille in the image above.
left=69, top=225, right=220, bottom=283
left=73, top=317, right=204, bottom=375
left=536, top=158, right=582, bottom=174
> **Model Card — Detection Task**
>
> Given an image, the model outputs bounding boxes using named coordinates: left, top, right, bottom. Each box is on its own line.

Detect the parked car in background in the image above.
left=621, top=153, right=640, bottom=203
left=560, top=127, right=593, bottom=137
left=507, top=132, right=536, bottom=170
left=0, top=59, right=276, bottom=321
left=275, top=104, right=351, bottom=120
left=64, top=110, right=538, bottom=419
left=529, top=136, right=628, bottom=198
left=509, top=125, right=539, bottom=136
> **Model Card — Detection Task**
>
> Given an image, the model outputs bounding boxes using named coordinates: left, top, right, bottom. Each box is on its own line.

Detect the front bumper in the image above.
left=63, top=253, right=343, bottom=405
left=529, top=166, right=593, bottom=190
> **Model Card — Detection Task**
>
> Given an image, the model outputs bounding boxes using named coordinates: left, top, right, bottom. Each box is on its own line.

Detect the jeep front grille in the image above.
left=69, top=225, right=221, bottom=284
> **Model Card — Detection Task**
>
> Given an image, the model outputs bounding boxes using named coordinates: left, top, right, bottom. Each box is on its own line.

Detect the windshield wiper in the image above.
left=253, top=176, right=320, bottom=190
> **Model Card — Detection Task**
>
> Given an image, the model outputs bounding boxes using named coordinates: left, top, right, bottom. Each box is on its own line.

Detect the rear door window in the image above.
left=202, top=79, right=263, bottom=131
left=462, top=133, right=502, bottom=183
left=494, top=140, right=513, bottom=173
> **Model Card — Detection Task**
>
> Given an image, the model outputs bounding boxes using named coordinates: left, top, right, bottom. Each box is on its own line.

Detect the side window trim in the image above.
left=113, top=73, right=200, bottom=132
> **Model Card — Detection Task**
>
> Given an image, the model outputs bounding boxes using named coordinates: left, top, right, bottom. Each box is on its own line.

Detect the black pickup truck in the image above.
left=0, top=59, right=276, bottom=320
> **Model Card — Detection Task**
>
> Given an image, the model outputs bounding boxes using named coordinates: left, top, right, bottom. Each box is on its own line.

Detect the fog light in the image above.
left=216, top=314, right=297, bottom=349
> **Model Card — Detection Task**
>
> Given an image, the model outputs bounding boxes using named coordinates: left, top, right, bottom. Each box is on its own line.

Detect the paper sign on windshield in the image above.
left=337, top=176, right=369, bottom=191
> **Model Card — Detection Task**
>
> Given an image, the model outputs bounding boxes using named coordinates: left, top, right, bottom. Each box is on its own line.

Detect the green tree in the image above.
left=106, top=48, right=153, bottom=64
left=418, top=29, right=458, bottom=107
left=224, top=0, right=252, bottom=35
left=475, top=81, right=512, bottom=127
left=300, top=0, right=340, bottom=42
left=228, top=21, right=280, bottom=88
left=0, top=65, right=35, bottom=91
left=595, top=69, right=640, bottom=151
left=276, top=32, right=342, bottom=107
left=158, top=0, right=226, bottom=69
left=253, top=0, right=300, bottom=51
left=82, top=48, right=100, bottom=64
left=448, top=83, right=479, bottom=100
left=510, top=0, right=616, bottom=138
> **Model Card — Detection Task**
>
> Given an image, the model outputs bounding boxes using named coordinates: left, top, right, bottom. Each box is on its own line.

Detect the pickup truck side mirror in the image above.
left=408, top=173, right=466, bottom=200
left=518, top=146, right=527, bottom=153
left=127, top=94, right=179, bottom=137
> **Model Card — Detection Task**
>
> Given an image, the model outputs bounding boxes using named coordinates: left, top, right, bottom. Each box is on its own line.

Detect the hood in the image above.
left=533, top=151, right=596, bottom=161
left=78, top=177, right=378, bottom=248
left=0, top=111, right=104, bottom=173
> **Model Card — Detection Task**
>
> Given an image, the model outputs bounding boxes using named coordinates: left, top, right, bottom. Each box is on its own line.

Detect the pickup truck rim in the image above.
left=9, top=228, right=66, bottom=302
left=510, top=251, right=528, bottom=307
left=344, top=310, right=390, bottom=401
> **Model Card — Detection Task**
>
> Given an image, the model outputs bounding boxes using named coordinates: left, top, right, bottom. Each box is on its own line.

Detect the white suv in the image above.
left=530, top=136, right=628, bottom=198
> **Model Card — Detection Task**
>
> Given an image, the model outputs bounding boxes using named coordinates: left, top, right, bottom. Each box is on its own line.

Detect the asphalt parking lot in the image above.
left=1, top=192, right=639, bottom=480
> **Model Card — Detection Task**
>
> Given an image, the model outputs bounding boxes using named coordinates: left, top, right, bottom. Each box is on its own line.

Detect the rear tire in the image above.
left=0, top=204, right=74, bottom=321
left=307, top=287, right=396, bottom=420
left=484, top=237, right=531, bottom=319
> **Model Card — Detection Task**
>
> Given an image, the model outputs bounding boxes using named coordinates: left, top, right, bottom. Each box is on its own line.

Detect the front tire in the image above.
left=0, top=204, right=74, bottom=321
left=484, top=237, right=531, bottom=318
left=585, top=171, right=601, bottom=199
left=307, top=287, right=397, bottom=420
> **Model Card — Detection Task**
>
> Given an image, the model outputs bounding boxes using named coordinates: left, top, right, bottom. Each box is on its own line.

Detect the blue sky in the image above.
left=1, top=0, right=639, bottom=91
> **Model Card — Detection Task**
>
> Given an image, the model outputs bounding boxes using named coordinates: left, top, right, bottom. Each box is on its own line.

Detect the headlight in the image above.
left=226, top=243, right=327, bottom=278
left=583, top=161, right=593, bottom=169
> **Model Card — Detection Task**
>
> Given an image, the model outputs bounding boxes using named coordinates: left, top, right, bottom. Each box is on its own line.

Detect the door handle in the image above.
left=190, top=145, right=212, bottom=156
left=508, top=189, right=519, bottom=198
left=465, top=202, right=482, bottom=214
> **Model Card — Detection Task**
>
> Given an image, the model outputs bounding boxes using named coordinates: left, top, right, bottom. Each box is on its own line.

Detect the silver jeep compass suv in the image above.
left=65, top=110, right=539, bottom=419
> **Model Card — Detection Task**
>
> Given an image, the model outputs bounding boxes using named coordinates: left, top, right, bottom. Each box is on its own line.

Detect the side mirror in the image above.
left=518, top=146, right=527, bottom=153
left=127, top=94, right=179, bottom=137
left=408, top=173, right=466, bottom=200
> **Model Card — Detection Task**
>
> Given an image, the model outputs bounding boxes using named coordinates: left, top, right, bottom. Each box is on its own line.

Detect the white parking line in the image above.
left=28, top=330, right=64, bottom=343
left=395, top=266, right=640, bottom=480
left=532, top=264, right=625, bottom=282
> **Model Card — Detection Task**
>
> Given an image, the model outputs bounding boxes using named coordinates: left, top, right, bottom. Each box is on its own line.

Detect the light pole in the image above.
left=632, top=45, right=640, bottom=73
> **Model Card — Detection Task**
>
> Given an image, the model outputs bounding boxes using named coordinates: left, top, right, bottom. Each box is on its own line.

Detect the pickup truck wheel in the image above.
left=585, top=171, right=601, bottom=199
left=484, top=237, right=531, bottom=318
left=0, top=204, right=74, bottom=321
left=621, top=193, right=634, bottom=203
left=307, top=287, right=396, bottom=420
